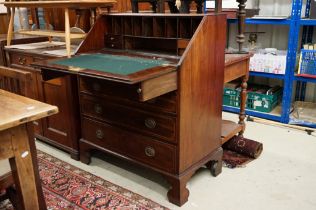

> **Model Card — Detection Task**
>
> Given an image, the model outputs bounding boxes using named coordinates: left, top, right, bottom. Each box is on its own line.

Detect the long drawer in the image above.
left=81, top=92, right=176, bottom=116
left=79, top=72, right=177, bottom=102
left=81, top=94, right=177, bottom=143
left=81, top=117, right=176, bottom=173
left=8, top=52, right=45, bottom=69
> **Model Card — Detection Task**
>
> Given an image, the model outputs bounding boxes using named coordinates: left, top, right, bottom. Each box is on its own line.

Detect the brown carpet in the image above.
left=223, top=136, right=263, bottom=168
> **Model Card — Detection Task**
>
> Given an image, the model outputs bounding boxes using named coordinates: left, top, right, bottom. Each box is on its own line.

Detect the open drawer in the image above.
left=34, top=52, right=178, bottom=102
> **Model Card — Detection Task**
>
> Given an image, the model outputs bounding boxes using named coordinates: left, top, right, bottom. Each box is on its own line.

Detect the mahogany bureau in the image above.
left=34, top=13, right=227, bottom=206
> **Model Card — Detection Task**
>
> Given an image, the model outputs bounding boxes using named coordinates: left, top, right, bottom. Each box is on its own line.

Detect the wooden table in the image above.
left=221, top=53, right=252, bottom=144
left=0, top=89, right=58, bottom=210
left=2, top=0, right=116, bottom=58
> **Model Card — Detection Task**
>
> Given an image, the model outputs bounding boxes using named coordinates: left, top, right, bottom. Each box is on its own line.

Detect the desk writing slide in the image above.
left=51, top=53, right=170, bottom=75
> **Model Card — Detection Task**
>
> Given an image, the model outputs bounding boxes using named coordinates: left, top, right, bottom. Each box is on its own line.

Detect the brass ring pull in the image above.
left=18, top=57, right=26, bottom=65
left=145, top=146, right=155, bottom=157
left=111, top=44, right=115, bottom=47
left=96, top=129, right=104, bottom=139
left=137, top=88, right=142, bottom=94
left=92, top=83, right=101, bottom=91
left=94, top=104, right=102, bottom=114
left=144, top=118, right=156, bottom=129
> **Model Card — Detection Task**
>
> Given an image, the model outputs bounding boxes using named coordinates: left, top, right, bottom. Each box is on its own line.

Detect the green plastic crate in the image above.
left=223, top=86, right=282, bottom=113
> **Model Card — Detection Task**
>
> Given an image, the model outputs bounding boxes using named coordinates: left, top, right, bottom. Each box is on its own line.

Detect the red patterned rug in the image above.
left=1, top=151, right=168, bottom=210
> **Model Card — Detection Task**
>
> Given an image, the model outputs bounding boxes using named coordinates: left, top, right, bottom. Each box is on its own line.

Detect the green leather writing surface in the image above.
left=51, top=53, right=170, bottom=75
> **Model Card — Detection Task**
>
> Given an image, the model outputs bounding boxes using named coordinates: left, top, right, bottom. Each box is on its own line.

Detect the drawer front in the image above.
left=105, top=34, right=122, bottom=43
left=81, top=94, right=176, bottom=143
left=105, top=41, right=123, bottom=49
left=105, top=34, right=123, bottom=49
left=10, top=53, right=34, bottom=67
left=80, top=76, right=177, bottom=114
left=80, top=76, right=140, bottom=100
left=82, top=118, right=176, bottom=173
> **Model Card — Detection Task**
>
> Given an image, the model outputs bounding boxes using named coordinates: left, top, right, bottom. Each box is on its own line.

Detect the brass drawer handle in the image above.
left=144, top=118, right=156, bottom=129
left=92, top=83, right=101, bottom=91
left=111, top=44, right=115, bottom=47
left=110, top=37, right=115, bottom=40
left=137, top=88, right=142, bottom=94
left=18, top=57, right=26, bottom=65
left=145, top=146, right=155, bottom=157
left=94, top=104, right=102, bottom=114
left=96, top=129, right=104, bottom=139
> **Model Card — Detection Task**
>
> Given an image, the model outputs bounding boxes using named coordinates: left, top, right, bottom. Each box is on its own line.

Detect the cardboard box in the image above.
left=249, top=50, right=287, bottom=75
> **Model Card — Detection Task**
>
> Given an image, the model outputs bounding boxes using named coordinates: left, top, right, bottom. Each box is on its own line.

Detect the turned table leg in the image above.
left=236, top=0, right=247, bottom=53
left=64, top=8, right=71, bottom=58
left=238, top=76, right=247, bottom=137
left=7, top=7, right=15, bottom=46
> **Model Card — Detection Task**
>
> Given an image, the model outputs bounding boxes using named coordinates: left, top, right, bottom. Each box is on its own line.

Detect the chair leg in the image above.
left=131, top=0, right=139, bottom=13
left=151, top=1, right=158, bottom=12
left=195, top=0, right=203, bottom=13
left=7, top=186, right=23, bottom=210
left=179, top=0, right=191, bottom=13
left=167, top=0, right=179, bottom=13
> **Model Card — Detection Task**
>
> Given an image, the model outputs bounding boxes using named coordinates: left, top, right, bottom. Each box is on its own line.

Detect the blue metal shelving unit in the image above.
left=228, top=18, right=292, bottom=25
left=249, top=71, right=286, bottom=79
left=295, top=75, right=316, bottom=83
left=225, top=0, right=310, bottom=124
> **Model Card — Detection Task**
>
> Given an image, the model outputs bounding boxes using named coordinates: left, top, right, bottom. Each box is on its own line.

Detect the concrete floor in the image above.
left=36, top=112, right=316, bottom=210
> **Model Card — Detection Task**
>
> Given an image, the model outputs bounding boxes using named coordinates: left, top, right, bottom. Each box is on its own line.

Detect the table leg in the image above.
left=7, top=7, right=15, bottom=46
left=9, top=124, right=46, bottom=210
left=158, top=0, right=165, bottom=13
left=215, top=0, right=222, bottom=13
left=65, top=8, right=71, bottom=58
left=43, top=9, right=52, bottom=42
left=236, top=0, right=247, bottom=53
left=238, top=76, right=247, bottom=137
left=131, top=0, right=139, bottom=13
left=90, top=9, right=96, bottom=26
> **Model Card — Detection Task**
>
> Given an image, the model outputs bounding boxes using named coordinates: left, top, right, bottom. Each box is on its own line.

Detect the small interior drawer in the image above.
left=105, top=34, right=122, bottom=43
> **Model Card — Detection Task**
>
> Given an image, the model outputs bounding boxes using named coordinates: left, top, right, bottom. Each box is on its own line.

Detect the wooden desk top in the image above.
left=0, top=90, right=58, bottom=131
left=33, top=51, right=178, bottom=84
left=2, top=0, right=116, bottom=8
left=225, top=53, right=253, bottom=67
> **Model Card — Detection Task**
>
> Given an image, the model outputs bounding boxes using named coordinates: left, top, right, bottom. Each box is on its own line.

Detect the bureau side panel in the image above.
left=178, top=15, right=226, bottom=173
left=76, top=16, right=107, bottom=54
